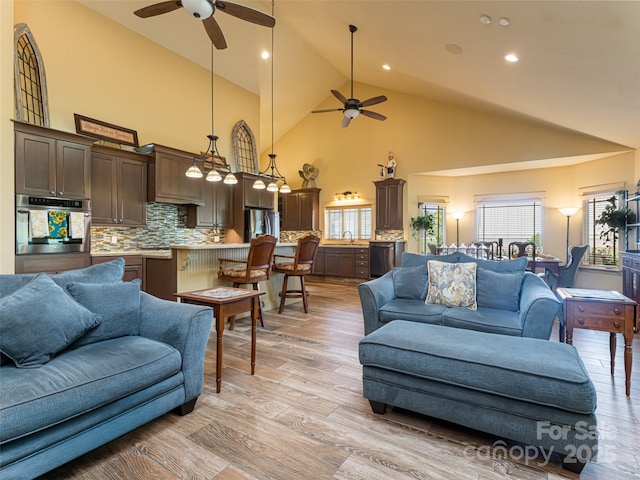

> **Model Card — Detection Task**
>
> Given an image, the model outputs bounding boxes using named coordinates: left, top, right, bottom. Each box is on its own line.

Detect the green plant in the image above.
left=410, top=214, right=435, bottom=240
left=595, top=195, right=635, bottom=245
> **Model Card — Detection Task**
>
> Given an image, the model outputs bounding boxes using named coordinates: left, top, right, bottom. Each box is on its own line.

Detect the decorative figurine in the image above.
left=299, top=163, right=319, bottom=188
left=386, top=151, right=396, bottom=178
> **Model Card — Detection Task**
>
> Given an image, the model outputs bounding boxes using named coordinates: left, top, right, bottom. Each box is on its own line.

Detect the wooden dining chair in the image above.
left=508, top=241, right=536, bottom=270
left=218, top=234, right=277, bottom=329
left=272, top=234, right=320, bottom=314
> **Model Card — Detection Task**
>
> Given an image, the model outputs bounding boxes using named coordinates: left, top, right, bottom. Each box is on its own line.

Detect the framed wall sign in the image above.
left=74, top=114, right=139, bottom=147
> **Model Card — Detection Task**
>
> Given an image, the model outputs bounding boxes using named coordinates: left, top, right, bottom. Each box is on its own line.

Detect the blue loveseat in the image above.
left=0, top=258, right=213, bottom=480
left=358, top=252, right=561, bottom=338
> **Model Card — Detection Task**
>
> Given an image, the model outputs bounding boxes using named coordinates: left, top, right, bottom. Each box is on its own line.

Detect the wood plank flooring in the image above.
left=42, top=282, right=640, bottom=479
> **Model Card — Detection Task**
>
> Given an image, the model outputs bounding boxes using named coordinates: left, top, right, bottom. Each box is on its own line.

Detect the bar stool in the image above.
left=218, top=234, right=277, bottom=329
left=272, top=234, right=320, bottom=314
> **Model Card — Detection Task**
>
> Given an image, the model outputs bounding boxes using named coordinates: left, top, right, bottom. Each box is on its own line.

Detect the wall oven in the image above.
left=16, top=194, right=91, bottom=255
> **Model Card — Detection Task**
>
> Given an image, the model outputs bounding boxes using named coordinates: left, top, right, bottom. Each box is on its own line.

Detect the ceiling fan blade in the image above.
left=311, top=108, right=344, bottom=114
left=360, top=110, right=387, bottom=121
left=134, top=1, right=181, bottom=18
left=359, top=95, right=388, bottom=108
left=203, top=17, right=227, bottom=49
left=331, top=90, right=348, bottom=104
left=214, top=1, right=275, bottom=28
left=341, top=116, right=352, bottom=128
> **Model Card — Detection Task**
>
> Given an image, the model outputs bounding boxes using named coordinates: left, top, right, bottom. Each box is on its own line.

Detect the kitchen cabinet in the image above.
left=15, top=253, right=91, bottom=274
left=15, top=121, right=93, bottom=199
left=91, top=145, right=148, bottom=226
left=280, top=188, right=321, bottom=231
left=322, top=247, right=369, bottom=279
left=91, top=255, right=144, bottom=289
left=186, top=180, right=234, bottom=228
left=374, top=178, right=405, bottom=230
left=146, top=144, right=205, bottom=206
left=622, top=252, right=640, bottom=318
left=237, top=172, right=275, bottom=209
left=313, top=247, right=325, bottom=275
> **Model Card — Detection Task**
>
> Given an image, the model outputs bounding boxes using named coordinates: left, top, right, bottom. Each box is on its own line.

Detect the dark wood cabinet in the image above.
left=374, top=178, right=405, bottom=230
left=314, top=247, right=325, bottom=275
left=321, top=247, right=369, bottom=278
left=238, top=173, right=275, bottom=209
left=280, top=188, right=320, bottom=231
left=15, top=121, right=93, bottom=199
left=186, top=181, right=234, bottom=228
left=91, top=146, right=147, bottom=226
left=146, top=144, right=205, bottom=206
left=622, top=252, right=640, bottom=325
left=15, top=253, right=91, bottom=274
left=91, top=255, right=144, bottom=290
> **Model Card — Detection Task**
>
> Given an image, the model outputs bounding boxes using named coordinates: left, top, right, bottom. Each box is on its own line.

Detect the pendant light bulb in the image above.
left=185, top=162, right=203, bottom=178
left=223, top=172, right=238, bottom=184
left=266, top=181, right=279, bottom=192
left=206, top=169, right=222, bottom=182
left=279, top=182, right=291, bottom=194
left=253, top=179, right=266, bottom=190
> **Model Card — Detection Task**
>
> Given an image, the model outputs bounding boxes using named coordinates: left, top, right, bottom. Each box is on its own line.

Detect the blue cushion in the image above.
left=401, top=252, right=459, bottom=267
left=0, top=274, right=102, bottom=368
left=476, top=268, right=524, bottom=312
left=458, top=253, right=528, bottom=273
left=392, top=265, right=428, bottom=300
left=67, top=281, right=142, bottom=348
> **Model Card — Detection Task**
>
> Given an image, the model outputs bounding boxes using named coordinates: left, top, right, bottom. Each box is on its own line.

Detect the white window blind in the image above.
left=324, top=205, right=372, bottom=240
left=477, top=201, right=542, bottom=246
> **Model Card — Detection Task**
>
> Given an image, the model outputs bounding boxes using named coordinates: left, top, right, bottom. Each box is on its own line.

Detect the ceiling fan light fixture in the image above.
left=344, top=108, right=360, bottom=119
left=181, top=0, right=214, bottom=19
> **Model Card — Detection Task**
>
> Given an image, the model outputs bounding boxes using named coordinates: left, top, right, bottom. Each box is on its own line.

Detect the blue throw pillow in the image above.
left=458, top=254, right=528, bottom=273
left=67, top=280, right=142, bottom=348
left=51, top=257, right=125, bottom=288
left=476, top=268, right=524, bottom=312
left=393, top=265, right=429, bottom=300
left=0, top=274, right=102, bottom=368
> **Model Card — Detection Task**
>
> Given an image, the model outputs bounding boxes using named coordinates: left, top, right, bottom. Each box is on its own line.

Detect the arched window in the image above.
left=14, top=23, right=49, bottom=127
left=232, top=120, right=258, bottom=174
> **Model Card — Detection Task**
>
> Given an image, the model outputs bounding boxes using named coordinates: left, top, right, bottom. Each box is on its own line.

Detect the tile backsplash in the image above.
left=91, top=202, right=223, bottom=251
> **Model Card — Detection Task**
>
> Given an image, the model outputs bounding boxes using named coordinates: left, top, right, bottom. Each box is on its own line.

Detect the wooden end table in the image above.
left=556, top=287, right=637, bottom=396
left=175, top=287, right=264, bottom=393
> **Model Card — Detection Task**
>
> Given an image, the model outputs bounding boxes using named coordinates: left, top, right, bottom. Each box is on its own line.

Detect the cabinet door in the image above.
left=213, top=182, right=234, bottom=228
left=281, top=193, right=300, bottom=230
left=385, top=184, right=402, bottom=229
left=119, top=157, right=147, bottom=225
left=376, top=185, right=390, bottom=229
left=57, top=141, right=91, bottom=199
left=325, top=251, right=355, bottom=277
left=15, top=132, right=56, bottom=196
left=91, top=152, right=118, bottom=225
left=153, top=152, right=205, bottom=205
left=298, top=192, right=316, bottom=230
left=313, top=248, right=325, bottom=274
left=243, top=176, right=262, bottom=208
left=260, top=189, right=275, bottom=209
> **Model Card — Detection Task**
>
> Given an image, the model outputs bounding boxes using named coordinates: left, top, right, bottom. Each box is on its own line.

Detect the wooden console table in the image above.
left=557, top=287, right=636, bottom=396
left=175, top=287, right=264, bottom=393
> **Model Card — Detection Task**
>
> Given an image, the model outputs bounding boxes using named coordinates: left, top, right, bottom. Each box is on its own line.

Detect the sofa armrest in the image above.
left=138, top=292, right=213, bottom=402
left=518, top=273, right=562, bottom=339
left=358, top=271, right=396, bottom=336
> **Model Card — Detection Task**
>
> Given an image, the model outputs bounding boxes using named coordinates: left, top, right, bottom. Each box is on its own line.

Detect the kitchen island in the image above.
left=144, top=243, right=298, bottom=314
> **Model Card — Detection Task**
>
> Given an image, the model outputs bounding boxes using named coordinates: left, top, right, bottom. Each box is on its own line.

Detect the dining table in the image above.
left=525, top=255, right=562, bottom=287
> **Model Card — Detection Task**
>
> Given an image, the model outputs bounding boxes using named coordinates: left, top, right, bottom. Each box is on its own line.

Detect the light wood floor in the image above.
left=43, top=282, right=639, bottom=479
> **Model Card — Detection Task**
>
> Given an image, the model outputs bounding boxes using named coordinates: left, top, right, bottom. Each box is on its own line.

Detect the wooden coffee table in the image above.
left=557, top=287, right=636, bottom=396
left=175, top=287, right=264, bottom=393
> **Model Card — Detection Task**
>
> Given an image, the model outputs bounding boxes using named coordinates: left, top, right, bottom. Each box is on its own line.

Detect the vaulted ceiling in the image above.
left=79, top=0, right=640, bottom=156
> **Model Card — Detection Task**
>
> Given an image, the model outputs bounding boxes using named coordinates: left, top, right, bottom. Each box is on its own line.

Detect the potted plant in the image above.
left=410, top=213, right=435, bottom=240
left=595, top=195, right=635, bottom=245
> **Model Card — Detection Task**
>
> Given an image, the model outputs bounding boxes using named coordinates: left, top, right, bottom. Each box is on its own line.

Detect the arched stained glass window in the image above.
left=14, top=23, right=49, bottom=127
left=232, top=120, right=258, bottom=174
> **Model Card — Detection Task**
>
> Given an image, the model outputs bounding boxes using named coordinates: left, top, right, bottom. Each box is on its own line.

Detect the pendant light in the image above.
left=253, top=0, right=289, bottom=193
left=186, top=43, right=237, bottom=184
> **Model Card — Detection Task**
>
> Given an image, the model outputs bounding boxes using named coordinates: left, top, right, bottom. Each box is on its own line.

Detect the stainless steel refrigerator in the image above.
left=244, top=209, right=279, bottom=242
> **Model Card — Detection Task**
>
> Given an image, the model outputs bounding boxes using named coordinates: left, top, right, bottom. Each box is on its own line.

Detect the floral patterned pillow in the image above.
left=425, top=260, right=477, bottom=310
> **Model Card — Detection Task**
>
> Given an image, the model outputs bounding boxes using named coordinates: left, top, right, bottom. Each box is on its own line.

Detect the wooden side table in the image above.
left=175, top=287, right=264, bottom=393
left=556, top=287, right=636, bottom=396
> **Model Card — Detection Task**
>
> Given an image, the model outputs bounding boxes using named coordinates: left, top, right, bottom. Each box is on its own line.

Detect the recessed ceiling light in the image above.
left=261, top=50, right=270, bottom=60
left=505, top=53, right=519, bottom=62
left=499, top=17, right=510, bottom=26
left=382, top=64, right=391, bottom=71
left=480, top=15, right=491, bottom=25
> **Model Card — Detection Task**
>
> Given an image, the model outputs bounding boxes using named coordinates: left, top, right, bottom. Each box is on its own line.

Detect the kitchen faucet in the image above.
left=343, top=231, right=354, bottom=244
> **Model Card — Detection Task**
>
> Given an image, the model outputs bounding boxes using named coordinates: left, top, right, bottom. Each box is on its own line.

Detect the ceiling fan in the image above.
left=311, top=24, right=387, bottom=128
left=133, top=0, right=275, bottom=50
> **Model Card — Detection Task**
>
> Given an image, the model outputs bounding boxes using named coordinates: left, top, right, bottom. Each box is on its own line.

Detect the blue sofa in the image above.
left=0, top=258, right=213, bottom=480
left=358, top=252, right=561, bottom=338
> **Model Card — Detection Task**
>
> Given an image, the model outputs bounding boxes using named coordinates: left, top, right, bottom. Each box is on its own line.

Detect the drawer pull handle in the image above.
left=577, top=305, right=585, bottom=312
left=613, top=308, right=621, bottom=315
left=613, top=321, right=621, bottom=328
left=577, top=318, right=585, bottom=325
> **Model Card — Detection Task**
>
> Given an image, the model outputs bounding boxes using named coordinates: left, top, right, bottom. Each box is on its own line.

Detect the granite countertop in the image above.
left=320, top=243, right=370, bottom=248
left=170, top=243, right=297, bottom=249
left=91, top=249, right=172, bottom=259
